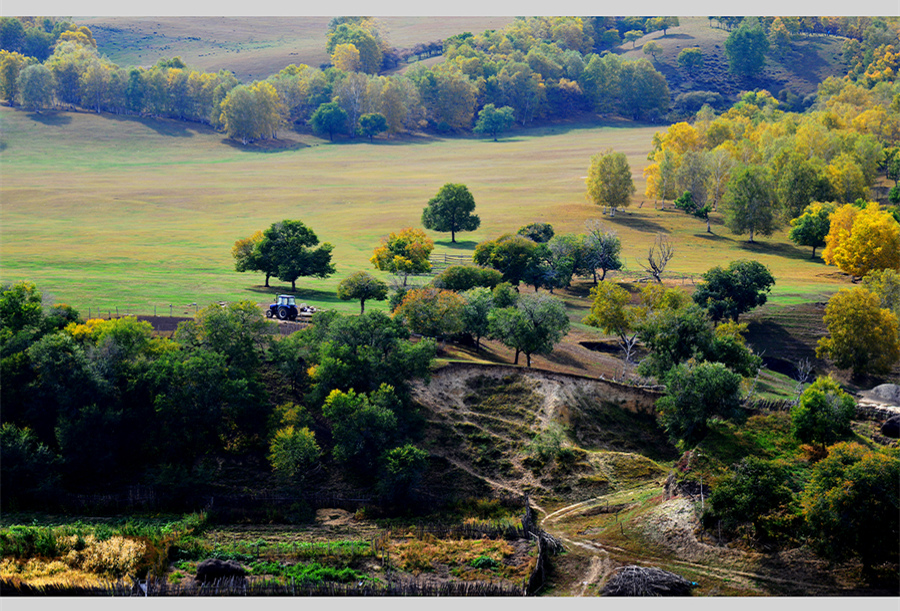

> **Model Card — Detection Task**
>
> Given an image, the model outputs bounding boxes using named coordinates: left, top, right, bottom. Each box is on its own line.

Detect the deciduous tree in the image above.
left=309, top=101, right=348, bottom=141
left=816, top=287, right=900, bottom=378
left=656, top=361, right=744, bottom=445
left=788, top=202, right=835, bottom=258
left=232, top=230, right=277, bottom=287
left=586, top=149, right=635, bottom=216
left=336, top=271, right=389, bottom=314
left=677, top=47, right=703, bottom=75
left=474, top=233, right=539, bottom=287
left=268, top=426, right=321, bottom=480
left=692, top=259, right=775, bottom=322
left=393, top=287, right=466, bottom=340
left=370, top=227, right=434, bottom=286
left=517, top=222, right=555, bottom=243
left=421, top=183, right=480, bottom=243
left=263, top=220, right=336, bottom=291
left=473, top=103, right=515, bottom=141
left=723, top=165, right=779, bottom=242
left=791, top=376, right=855, bottom=451
left=488, top=293, right=570, bottom=367
left=802, top=443, right=899, bottom=576
left=725, top=17, right=769, bottom=77
left=822, top=202, right=900, bottom=279
left=357, top=112, right=387, bottom=141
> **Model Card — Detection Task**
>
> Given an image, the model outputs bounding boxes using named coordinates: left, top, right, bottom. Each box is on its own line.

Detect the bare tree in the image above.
left=640, top=233, right=675, bottom=283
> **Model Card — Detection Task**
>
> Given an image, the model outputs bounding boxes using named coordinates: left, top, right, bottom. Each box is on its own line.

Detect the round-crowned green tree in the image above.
left=473, top=103, right=515, bottom=141
left=692, top=259, right=775, bottom=322
left=337, top=271, right=389, bottom=314
left=421, top=183, right=481, bottom=243
left=790, top=376, right=855, bottom=451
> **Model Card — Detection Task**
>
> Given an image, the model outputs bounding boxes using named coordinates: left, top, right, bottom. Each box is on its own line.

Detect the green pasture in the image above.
left=0, top=107, right=851, bottom=316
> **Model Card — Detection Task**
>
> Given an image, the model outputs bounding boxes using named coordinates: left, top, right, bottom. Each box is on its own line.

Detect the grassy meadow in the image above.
left=76, top=17, right=516, bottom=83
left=1, top=106, right=851, bottom=316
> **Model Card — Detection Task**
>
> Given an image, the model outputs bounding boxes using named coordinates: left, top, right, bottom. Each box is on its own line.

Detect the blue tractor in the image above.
left=266, top=294, right=299, bottom=321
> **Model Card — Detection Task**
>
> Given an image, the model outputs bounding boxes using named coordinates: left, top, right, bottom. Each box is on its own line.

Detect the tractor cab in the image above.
left=267, top=295, right=299, bottom=320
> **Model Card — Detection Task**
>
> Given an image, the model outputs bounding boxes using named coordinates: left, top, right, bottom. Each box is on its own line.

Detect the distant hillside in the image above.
left=77, top=16, right=514, bottom=83
left=617, top=17, right=849, bottom=108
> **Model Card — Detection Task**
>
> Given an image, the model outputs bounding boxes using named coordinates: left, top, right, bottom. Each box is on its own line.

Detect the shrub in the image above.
left=433, top=265, right=503, bottom=291
left=790, top=376, right=855, bottom=449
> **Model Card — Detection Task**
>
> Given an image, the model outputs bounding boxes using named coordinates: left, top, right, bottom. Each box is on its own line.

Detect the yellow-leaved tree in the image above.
left=370, top=227, right=434, bottom=286
left=816, top=287, right=900, bottom=378
left=822, top=202, right=900, bottom=279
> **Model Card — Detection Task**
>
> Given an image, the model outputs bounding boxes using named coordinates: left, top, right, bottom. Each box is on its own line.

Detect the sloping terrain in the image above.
left=413, top=364, right=672, bottom=505
left=78, top=16, right=514, bottom=82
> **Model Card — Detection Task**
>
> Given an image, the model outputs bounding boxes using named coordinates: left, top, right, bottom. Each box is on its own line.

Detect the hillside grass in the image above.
left=618, top=16, right=848, bottom=102
left=77, top=16, right=515, bottom=83
left=0, top=106, right=854, bottom=317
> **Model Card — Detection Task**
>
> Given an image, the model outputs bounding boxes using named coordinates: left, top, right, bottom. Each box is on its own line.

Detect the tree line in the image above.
left=0, top=16, right=674, bottom=144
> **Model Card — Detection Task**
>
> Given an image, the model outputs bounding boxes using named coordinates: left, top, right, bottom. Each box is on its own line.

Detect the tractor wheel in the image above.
left=266, top=309, right=274, bottom=318
left=277, top=307, right=288, bottom=320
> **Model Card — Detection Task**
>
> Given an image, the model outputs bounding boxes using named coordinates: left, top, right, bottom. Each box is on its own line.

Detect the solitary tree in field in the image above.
left=586, top=149, right=635, bottom=217
left=337, top=271, right=389, bottom=314
left=643, top=41, right=663, bottom=61
left=624, top=30, right=643, bottom=48
left=473, top=103, right=515, bottom=141
left=421, top=183, right=480, bottom=243
left=264, top=220, right=336, bottom=291
left=677, top=47, right=703, bottom=76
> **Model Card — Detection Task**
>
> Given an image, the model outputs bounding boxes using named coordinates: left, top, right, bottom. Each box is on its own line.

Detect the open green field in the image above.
left=0, top=107, right=851, bottom=316
left=76, top=16, right=515, bottom=82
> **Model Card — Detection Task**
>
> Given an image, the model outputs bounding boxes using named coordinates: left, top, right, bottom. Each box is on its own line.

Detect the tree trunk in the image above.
left=600, top=268, right=607, bottom=281
left=451, top=230, right=456, bottom=243
left=514, top=348, right=520, bottom=364
left=360, top=300, right=366, bottom=315
left=265, top=273, right=270, bottom=287
left=811, top=246, right=817, bottom=258
left=749, top=228, right=755, bottom=243
left=706, top=217, right=711, bottom=233
left=526, top=353, right=531, bottom=367
left=291, top=279, right=296, bottom=291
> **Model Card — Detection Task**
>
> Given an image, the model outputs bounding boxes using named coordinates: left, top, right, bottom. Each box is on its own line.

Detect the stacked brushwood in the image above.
left=602, top=565, right=694, bottom=596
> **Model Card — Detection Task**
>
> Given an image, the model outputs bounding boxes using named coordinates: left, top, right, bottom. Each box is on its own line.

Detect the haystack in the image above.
left=602, top=565, right=695, bottom=596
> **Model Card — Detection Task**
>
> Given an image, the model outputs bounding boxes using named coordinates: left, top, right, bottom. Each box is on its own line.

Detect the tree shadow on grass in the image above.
left=434, top=239, right=478, bottom=251
left=104, top=113, right=196, bottom=137
left=737, top=239, right=823, bottom=263
left=600, top=212, right=669, bottom=235
left=221, top=138, right=309, bottom=153
left=245, top=285, right=343, bottom=306
left=26, top=111, right=72, bottom=126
